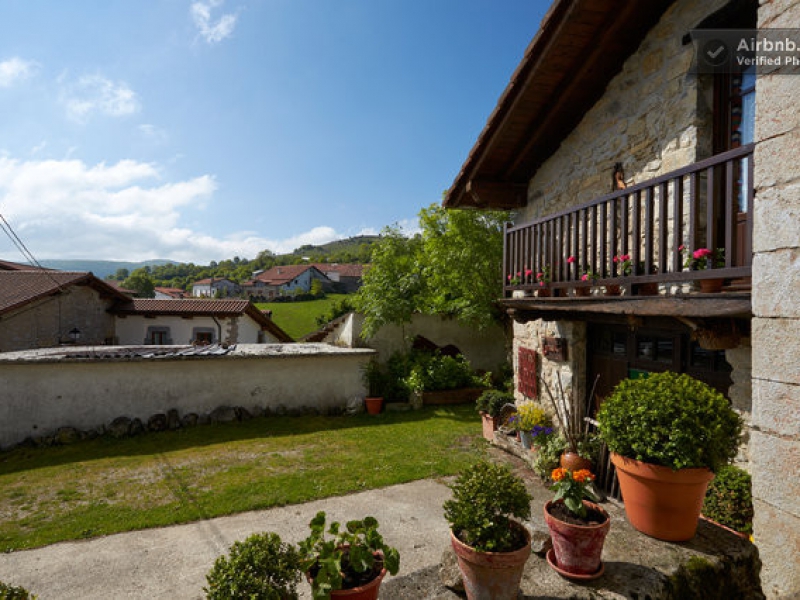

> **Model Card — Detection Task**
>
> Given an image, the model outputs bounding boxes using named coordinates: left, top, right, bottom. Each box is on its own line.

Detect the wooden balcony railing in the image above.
left=503, top=144, right=754, bottom=298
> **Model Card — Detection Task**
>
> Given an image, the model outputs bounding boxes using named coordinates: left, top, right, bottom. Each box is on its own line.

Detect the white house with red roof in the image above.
left=241, top=264, right=332, bottom=300
left=190, top=277, right=240, bottom=298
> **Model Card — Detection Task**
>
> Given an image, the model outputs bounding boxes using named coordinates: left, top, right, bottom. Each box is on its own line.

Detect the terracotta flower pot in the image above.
left=479, top=412, right=498, bottom=442
left=544, top=500, right=609, bottom=578
left=604, top=284, right=622, bottom=296
left=450, top=524, right=531, bottom=600
left=559, top=451, right=592, bottom=472
left=574, top=285, right=591, bottom=297
left=537, top=288, right=551, bottom=298
left=329, top=567, right=386, bottom=599
left=364, top=397, right=383, bottom=415
left=610, top=453, right=714, bottom=541
left=698, top=278, right=724, bottom=293
left=633, top=282, right=659, bottom=296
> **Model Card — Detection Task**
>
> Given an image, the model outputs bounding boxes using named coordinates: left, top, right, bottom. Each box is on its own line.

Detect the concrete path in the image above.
left=0, top=478, right=454, bottom=600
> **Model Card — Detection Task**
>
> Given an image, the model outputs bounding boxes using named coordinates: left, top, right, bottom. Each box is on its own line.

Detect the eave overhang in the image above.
left=444, top=0, right=676, bottom=209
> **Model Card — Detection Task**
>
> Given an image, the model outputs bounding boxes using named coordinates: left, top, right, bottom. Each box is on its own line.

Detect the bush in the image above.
left=443, top=462, right=531, bottom=553
left=509, top=402, right=550, bottom=432
left=205, top=532, right=301, bottom=600
left=0, top=582, right=36, bottom=600
left=403, top=351, right=490, bottom=393
left=475, top=390, right=513, bottom=417
left=596, top=372, right=742, bottom=471
left=702, top=465, right=754, bottom=534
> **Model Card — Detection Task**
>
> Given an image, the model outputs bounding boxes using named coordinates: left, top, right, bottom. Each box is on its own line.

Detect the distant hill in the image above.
left=37, top=259, right=175, bottom=280
left=286, top=235, right=380, bottom=258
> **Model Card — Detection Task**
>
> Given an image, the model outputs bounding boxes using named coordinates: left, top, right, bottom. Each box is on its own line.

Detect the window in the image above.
left=146, top=327, right=171, bottom=345
left=192, top=327, right=215, bottom=345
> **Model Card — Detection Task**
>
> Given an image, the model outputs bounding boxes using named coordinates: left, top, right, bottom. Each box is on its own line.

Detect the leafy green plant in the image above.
left=475, top=390, right=513, bottom=418
left=443, top=462, right=531, bottom=553
left=550, top=468, right=596, bottom=519
left=702, top=465, right=754, bottom=534
left=361, top=359, right=388, bottom=397
left=204, top=532, right=301, bottom=600
left=0, top=582, right=36, bottom=600
left=402, top=352, right=490, bottom=393
left=596, top=372, right=742, bottom=471
left=531, top=431, right=567, bottom=479
left=298, top=511, right=400, bottom=600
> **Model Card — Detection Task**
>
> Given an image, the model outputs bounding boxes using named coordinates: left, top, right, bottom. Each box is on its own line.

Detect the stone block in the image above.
left=752, top=318, right=800, bottom=385
left=758, top=0, right=800, bottom=28
left=753, top=498, right=800, bottom=599
left=753, top=182, right=800, bottom=254
left=753, top=379, right=800, bottom=436
left=750, top=430, right=800, bottom=518
left=755, top=135, right=800, bottom=190
left=751, top=249, right=800, bottom=317
left=755, top=73, right=800, bottom=141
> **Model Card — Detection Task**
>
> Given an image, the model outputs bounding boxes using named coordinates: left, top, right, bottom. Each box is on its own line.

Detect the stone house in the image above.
left=190, top=277, right=240, bottom=298
left=0, top=270, right=131, bottom=352
left=443, top=0, right=799, bottom=597
left=112, top=298, right=292, bottom=345
left=241, top=264, right=332, bottom=300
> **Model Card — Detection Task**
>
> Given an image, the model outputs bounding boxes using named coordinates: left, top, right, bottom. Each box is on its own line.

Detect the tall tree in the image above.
left=122, top=268, right=156, bottom=298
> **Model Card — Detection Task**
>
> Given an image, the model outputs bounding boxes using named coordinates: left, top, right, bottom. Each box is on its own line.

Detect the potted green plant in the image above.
left=205, top=532, right=301, bottom=600
left=443, top=462, right=532, bottom=600
left=475, top=389, right=514, bottom=441
left=361, top=358, right=386, bottom=415
left=701, top=464, right=753, bottom=538
left=0, top=581, right=36, bottom=600
left=544, top=467, right=610, bottom=579
left=298, top=511, right=400, bottom=600
left=596, top=371, right=742, bottom=541
left=681, top=245, right=726, bottom=292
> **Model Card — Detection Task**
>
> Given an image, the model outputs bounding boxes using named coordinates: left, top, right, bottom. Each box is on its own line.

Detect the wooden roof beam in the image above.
left=466, top=179, right=527, bottom=209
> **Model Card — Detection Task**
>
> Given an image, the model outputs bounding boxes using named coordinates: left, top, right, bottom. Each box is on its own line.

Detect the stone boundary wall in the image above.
left=752, top=0, right=800, bottom=596
left=0, top=343, right=374, bottom=450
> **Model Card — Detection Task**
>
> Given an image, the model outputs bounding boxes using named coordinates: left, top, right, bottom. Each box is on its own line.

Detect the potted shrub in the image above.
left=205, top=532, right=301, bottom=599
left=701, top=464, right=753, bottom=538
left=475, top=389, right=514, bottom=441
left=361, top=359, right=386, bottom=415
left=596, top=371, right=742, bottom=541
left=443, top=462, right=532, bottom=600
left=544, top=467, right=610, bottom=579
left=298, top=511, right=400, bottom=600
left=402, top=351, right=491, bottom=406
left=0, top=581, right=36, bottom=600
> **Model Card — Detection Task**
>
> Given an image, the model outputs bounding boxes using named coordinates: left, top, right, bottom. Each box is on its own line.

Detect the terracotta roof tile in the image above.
left=0, top=271, right=129, bottom=315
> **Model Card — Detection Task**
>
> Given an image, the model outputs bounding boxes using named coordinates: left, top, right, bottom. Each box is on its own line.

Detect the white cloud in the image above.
left=60, top=74, right=140, bottom=123
left=0, top=155, right=350, bottom=263
left=138, top=124, right=169, bottom=144
left=191, top=0, right=239, bottom=44
left=0, top=57, right=38, bottom=87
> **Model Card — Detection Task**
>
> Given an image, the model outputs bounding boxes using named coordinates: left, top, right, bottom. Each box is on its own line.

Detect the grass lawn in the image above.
left=0, top=405, right=485, bottom=552
left=256, top=293, right=350, bottom=340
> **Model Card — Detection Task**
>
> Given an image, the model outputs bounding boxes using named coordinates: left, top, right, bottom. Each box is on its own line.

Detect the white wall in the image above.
left=0, top=344, right=375, bottom=449
left=329, top=313, right=507, bottom=374
left=114, top=315, right=281, bottom=345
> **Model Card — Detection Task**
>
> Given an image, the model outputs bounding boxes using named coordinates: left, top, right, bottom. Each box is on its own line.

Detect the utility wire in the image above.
left=0, top=211, right=69, bottom=292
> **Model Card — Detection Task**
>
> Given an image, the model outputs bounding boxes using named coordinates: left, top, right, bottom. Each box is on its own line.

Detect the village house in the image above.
left=154, top=286, right=187, bottom=299
left=309, top=263, right=366, bottom=293
left=240, top=264, right=332, bottom=300
left=112, top=298, right=292, bottom=345
left=444, top=0, right=799, bottom=596
left=190, top=277, right=240, bottom=298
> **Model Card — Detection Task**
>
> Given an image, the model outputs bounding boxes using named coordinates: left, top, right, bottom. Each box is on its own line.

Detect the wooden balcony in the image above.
left=503, top=145, right=754, bottom=317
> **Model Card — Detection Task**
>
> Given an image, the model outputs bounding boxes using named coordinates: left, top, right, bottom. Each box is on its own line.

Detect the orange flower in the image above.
left=551, top=468, right=567, bottom=482
left=572, top=469, right=595, bottom=483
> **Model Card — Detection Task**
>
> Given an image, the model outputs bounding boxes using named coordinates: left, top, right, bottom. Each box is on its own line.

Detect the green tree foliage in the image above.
left=418, top=203, right=510, bottom=329
left=122, top=267, right=156, bottom=298
left=354, top=226, right=423, bottom=339
left=354, top=203, right=510, bottom=338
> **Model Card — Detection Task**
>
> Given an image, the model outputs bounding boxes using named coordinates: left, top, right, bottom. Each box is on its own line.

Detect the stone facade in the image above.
left=751, top=0, right=800, bottom=596
left=518, top=0, right=728, bottom=223
left=0, top=285, right=117, bottom=353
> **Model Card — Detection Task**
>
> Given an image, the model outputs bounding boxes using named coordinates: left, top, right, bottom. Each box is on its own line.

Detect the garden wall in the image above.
left=0, top=343, right=374, bottom=450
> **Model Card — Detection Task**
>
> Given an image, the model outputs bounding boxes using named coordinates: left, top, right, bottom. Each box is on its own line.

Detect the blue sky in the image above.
left=0, top=1, right=548, bottom=263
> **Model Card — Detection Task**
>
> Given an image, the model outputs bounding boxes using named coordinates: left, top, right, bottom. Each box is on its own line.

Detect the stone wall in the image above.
left=751, top=0, right=800, bottom=596
left=518, top=0, right=727, bottom=223
left=511, top=319, right=588, bottom=421
left=0, top=285, right=117, bottom=353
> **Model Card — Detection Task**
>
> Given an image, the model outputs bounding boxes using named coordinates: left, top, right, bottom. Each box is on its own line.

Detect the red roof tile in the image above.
left=0, top=271, right=130, bottom=316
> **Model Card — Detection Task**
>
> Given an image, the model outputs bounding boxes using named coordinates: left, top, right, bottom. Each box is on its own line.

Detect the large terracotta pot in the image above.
left=698, top=278, right=724, bottom=293
left=604, top=284, right=622, bottom=296
left=544, top=500, right=609, bottom=578
left=611, top=453, right=714, bottom=541
left=450, top=523, right=531, bottom=600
